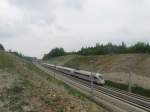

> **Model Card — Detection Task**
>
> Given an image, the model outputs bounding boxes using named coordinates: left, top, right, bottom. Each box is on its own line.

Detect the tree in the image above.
left=43, top=47, right=65, bottom=60
left=77, top=42, right=150, bottom=56
left=0, top=44, right=5, bottom=51
left=129, top=42, right=148, bottom=53
left=43, top=42, right=150, bottom=59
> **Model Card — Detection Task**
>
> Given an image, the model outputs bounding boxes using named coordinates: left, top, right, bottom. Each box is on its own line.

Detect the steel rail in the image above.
left=105, top=86, right=150, bottom=102
left=43, top=64, right=150, bottom=112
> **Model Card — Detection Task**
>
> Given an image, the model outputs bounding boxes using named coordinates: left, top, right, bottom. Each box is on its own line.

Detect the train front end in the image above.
left=96, top=73, right=105, bottom=85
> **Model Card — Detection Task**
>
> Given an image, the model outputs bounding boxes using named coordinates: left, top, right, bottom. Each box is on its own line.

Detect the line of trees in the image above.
left=78, top=42, right=150, bottom=55
left=43, top=42, right=150, bottom=60
left=0, top=44, right=5, bottom=51
left=43, top=47, right=65, bottom=60
left=9, top=50, right=37, bottom=61
left=0, top=43, right=36, bottom=61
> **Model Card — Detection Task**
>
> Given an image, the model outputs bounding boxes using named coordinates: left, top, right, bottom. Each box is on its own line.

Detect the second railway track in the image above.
left=42, top=63, right=150, bottom=112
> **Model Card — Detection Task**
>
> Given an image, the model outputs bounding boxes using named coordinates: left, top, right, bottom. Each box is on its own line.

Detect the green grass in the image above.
left=0, top=52, right=105, bottom=112
left=57, top=108, right=64, bottom=112
left=0, top=76, right=32, bottom=112
left=0, top=52, right=16, bottom=69
left=63, top=83, right=84, bottom=99
left=105, top=80, right=128, bottom=91
left=64, top=55, right=96, bottom=69
left=105, top=80, right=150, bottom=97
left=45, top=55, right=76, bottom=65
left=0, top=52, right=41, bottom=111
left=132, top=86, right=150, bottom=97
left=46, top=55, right=102, bottom=71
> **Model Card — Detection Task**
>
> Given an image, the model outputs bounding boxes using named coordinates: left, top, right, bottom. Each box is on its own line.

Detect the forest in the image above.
left=43, top=42, right=150, bottom=59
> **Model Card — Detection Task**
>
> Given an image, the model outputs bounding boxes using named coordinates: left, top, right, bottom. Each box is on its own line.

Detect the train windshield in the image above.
left=98, top=75, right=103, bottom=79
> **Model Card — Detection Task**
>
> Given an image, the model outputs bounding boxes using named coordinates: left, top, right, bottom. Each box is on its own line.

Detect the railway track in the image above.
left=42, top=64, right=150, bottom=112
left=105, top=86, right=150, bottom=103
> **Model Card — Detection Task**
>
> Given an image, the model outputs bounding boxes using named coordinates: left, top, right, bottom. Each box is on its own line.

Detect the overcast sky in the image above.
left=0, top=0, right=150, bottom=58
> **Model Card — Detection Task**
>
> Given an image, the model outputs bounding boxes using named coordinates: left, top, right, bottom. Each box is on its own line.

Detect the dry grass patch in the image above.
left=0, top=52, right=108, bottom=112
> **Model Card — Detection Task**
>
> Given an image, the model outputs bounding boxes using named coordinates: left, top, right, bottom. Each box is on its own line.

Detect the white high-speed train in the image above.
left=42, top=63, right=105, bottom=85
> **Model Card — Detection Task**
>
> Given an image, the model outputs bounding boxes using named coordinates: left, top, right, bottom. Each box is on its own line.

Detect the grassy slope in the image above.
left=0, top=52, right=106, bottom=112
left=45, top=55, right=77, bottom=66
left=45, top=54, right=150, bottom=77
left=45, top=54, right=150, bottom=97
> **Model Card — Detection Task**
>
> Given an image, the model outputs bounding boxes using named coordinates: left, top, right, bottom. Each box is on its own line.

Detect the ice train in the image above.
left=42, top=63, right=105, bottom=85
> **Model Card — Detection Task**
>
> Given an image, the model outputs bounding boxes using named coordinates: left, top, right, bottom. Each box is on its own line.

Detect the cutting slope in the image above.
left=45, top=54, right=150, bottom=89
left=0, top=52, right=106, bottom=112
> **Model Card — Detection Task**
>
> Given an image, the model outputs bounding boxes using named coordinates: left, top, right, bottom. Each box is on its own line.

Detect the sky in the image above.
left=0, top=0, right=150, bottom=58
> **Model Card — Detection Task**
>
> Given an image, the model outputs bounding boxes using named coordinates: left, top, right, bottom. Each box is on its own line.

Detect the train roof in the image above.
left=57, top=65, right=75, bottom=71
left=75, top=70, right=103, bottom=77
left=43, top=63, right=103, bottom=77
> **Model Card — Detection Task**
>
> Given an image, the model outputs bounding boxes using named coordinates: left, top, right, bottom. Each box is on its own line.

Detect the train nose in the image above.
left=101, top=80, right=105, bottom=84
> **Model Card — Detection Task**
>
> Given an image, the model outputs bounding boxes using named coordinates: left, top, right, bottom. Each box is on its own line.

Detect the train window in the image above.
left=93, top=77, right=97, bottom=79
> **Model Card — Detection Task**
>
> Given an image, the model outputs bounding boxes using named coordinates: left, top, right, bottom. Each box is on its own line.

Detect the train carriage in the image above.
left=42, top=63, right=105, bottom=85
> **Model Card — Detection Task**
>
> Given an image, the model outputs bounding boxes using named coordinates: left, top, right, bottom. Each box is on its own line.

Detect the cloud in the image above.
left=10, top=0, right=55, bottom=25
left=64, top=0, right=85, bottom=10
left=10, top=0, right=53, bottom=11
left=0, top=0, right=150, bottom=58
